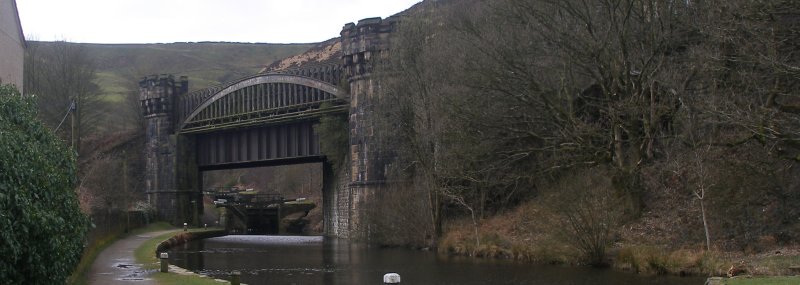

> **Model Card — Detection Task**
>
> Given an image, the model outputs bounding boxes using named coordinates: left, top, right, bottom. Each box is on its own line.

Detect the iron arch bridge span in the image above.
left=177, top=73, right=348, bottom=135
left=175, top=73, right=348, bottom=171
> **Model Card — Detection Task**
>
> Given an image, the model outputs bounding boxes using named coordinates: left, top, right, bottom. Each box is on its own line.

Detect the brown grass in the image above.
left=439, top=200, right=577, bottom=264
left=612, top=246, right=725, bottom=276
left=439, top=198, right=800, bottom=278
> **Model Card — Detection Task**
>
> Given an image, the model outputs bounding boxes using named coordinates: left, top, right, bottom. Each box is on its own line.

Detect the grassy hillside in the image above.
left=28, top=41, right=315, bottom=132
left=84, top=42, right=315, bottom=101
left=30, top=41, right=314, bottom=102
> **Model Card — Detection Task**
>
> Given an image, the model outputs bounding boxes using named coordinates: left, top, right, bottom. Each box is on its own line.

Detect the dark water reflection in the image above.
left=169, top=235, right=704, bottom=285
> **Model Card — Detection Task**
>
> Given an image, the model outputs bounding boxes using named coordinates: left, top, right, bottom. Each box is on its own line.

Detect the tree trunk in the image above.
left=613, top=123, right=625, bottom=168
left=427, top=185, right=443, bottom=247
left=700, top=198, right=711, bottom=251
left=646, top=84, right=656, bottom=160
left=470, top=207, right=479, bottom=256
left=434, top=195, right=443, bottom=241
left=480, top=189, right=486, bottom=219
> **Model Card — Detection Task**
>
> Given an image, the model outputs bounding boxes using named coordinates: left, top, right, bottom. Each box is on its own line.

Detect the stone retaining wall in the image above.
left=154, top=230, right=226, bottom=257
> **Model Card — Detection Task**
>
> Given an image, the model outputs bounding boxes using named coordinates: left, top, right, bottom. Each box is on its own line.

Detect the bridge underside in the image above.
left=196, top=121, right=324, bottom=171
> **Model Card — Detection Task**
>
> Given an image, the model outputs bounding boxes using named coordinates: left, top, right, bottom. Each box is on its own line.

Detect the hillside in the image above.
left=31, top=41, right=315, bottom=103
left=91, top=42, right=315, bottom=98
left=27, top=41, right=315, bottom=132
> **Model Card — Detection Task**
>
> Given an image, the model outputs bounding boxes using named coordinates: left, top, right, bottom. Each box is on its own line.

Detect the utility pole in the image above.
left=124, top=151, right=130, bottom=233
left=69, top=99, right=76, bottom=152
left=74, top=96, right=80, bottom=156
left=70, top=110, right=75, bottom=150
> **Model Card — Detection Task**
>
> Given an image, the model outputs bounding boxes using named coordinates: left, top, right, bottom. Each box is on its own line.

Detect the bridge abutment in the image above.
left=339, top=17, right=397, bottom=240
left=139, top=75, right=201, bottom=225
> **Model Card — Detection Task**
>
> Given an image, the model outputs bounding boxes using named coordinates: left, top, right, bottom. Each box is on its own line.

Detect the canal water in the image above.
left=168, top=235, right=705, bottom=285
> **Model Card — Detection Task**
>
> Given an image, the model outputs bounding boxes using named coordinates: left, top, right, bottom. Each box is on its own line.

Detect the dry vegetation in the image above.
left=261, top=39, right=341, bottom=72
left=367, top=0, right=800, bottom=277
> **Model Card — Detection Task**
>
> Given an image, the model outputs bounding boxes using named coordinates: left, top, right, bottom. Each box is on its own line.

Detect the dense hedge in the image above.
left=0, top=85, right=88, bottom=284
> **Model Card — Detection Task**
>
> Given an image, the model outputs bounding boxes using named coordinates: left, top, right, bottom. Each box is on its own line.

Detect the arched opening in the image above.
left=202, top=163, right=323, bottom=235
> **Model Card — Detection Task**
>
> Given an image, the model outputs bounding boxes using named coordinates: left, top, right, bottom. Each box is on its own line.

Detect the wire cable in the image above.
left=54, top=99, right=76, bottom=132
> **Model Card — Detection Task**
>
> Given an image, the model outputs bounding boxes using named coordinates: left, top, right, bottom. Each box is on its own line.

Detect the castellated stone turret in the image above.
left=139, top=74, right=196, bottom=224
left=139, top=74, right=188, bottom=120
left=341, top=16, right=397, bottom=185
left=339, top=17, right=397, bottom=239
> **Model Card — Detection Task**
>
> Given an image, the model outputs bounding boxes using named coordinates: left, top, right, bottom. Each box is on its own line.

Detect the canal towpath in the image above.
left=87, top=229, right=175, bottom=285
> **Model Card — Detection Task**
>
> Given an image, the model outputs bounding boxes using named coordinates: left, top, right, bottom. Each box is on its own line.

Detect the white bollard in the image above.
left=159, top=252, right=169, bottom=273
left=183, top=222, right=188, bottom=231
left=383, top=273, right=401, bottom=284
left=231, top=270, right=241, bottom=285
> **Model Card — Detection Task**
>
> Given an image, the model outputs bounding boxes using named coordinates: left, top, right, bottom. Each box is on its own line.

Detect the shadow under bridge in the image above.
left=206, top=187, right=315, bottom=235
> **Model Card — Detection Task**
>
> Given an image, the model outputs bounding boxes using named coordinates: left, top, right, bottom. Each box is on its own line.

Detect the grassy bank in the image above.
left=439, top=200, right=800, bottom=279
left=134, top=227, right=230, bottom=285
left=67, top=222, right=175, bottom=285
left=725, top=276, right=800, bottom=285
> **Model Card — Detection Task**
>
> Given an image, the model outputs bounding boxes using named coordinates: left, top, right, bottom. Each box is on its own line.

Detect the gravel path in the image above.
left=87, top=230, right=175, bottom=285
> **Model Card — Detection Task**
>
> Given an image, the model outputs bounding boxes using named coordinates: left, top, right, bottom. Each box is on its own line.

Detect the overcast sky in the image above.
left=16, top=0, right=421, bottom=44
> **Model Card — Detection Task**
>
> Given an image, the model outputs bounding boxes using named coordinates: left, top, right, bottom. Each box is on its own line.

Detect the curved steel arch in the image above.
left=179, top=74, right=346, bottom=133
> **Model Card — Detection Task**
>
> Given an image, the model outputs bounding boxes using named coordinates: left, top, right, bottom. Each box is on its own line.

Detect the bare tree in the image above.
left=375, top=5, right=452, bottom=243
left=691, top=147, right=714, bottom=251
left=688, top=0, right=800, bottom=157
left=373, top=0, right=800, bottom=251
left=24, top=41, right=105, bottom=156
left=544, top=168, right=622, bottom=266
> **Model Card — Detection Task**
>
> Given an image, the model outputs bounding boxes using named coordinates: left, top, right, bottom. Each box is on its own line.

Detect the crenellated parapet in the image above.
left=139, top=74, right=188, bottom=120
left=340, top=17, right=398, bottom=80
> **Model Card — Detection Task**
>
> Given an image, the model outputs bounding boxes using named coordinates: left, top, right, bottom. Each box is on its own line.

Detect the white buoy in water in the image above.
left=383, top=273, right=401, bottom=284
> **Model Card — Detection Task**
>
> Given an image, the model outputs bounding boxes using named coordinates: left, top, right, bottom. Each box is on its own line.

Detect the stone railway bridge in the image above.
left=140, top=17, right=395, bottom=238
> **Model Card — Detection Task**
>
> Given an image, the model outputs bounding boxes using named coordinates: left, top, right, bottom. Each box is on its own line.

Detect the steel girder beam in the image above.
left=196, top=121, right=322, bottom=170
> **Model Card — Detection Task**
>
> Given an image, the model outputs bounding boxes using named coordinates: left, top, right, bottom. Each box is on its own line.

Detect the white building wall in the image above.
left=0, top=0, right=24, bottom=93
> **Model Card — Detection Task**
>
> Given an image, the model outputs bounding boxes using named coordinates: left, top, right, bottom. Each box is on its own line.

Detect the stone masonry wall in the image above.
left=340, top=17, right=397, bottom=239
left=323, top=159, right=352, bottom=238
left=139, top=75, right=196, bottom=224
